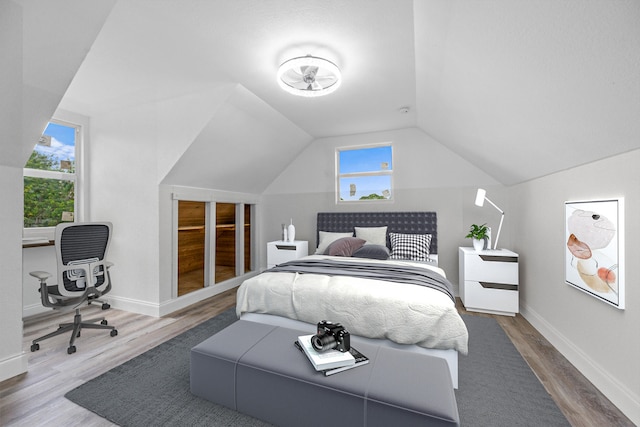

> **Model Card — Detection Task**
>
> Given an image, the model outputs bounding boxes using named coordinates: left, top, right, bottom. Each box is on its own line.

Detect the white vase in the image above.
left=287, top=219, right=296, bottom=242
left=472, top=238, right=484, bottom=251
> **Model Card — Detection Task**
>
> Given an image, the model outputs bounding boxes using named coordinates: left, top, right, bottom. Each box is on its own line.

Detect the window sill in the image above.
left=22, top=238, right=54, bottom=248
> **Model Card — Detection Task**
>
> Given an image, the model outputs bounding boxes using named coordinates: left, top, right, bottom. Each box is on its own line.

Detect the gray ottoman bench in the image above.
left=190, top=320, right=459, bottom=427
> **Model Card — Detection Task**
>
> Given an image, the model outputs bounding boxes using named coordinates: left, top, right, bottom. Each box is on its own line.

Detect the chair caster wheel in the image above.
left=67, top=346, right=76, bottom=354
left=102, top=303, right=111, bottom=310
left=110, top=329, right=118, bottom=337
left=31, top=343, right=40, bottom=352
left=101, top=319, right=108, bottom=325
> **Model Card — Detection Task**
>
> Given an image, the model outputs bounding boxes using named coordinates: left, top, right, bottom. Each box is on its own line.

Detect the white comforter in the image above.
left=236, top=255, right=468, bottom=354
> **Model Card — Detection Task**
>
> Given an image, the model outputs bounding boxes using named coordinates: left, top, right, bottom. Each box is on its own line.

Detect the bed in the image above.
left=236, top=211, right=468, bottom=387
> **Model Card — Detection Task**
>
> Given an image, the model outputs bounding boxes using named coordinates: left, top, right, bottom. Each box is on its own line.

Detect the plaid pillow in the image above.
left=389, top=233, right=432, bottom=261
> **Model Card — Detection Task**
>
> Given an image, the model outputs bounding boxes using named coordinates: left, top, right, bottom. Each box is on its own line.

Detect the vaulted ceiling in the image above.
left=51, top=0, right=640, bottom=186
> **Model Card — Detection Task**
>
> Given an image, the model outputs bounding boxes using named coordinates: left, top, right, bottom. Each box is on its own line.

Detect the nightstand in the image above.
left=458, top=247, right=519, bottom=316
left=267, top=240, right=308, bottom=268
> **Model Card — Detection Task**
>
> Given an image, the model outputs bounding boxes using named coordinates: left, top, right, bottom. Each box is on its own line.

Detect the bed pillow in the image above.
left=389, top=233, right=432, bottom=261
left=352, top=244, right=390, bottom=260
left=325, top=237, right=366, bottom=257
left=315, top=231, right=354, bottom=254
left=354, top=226, right=388, bottom=246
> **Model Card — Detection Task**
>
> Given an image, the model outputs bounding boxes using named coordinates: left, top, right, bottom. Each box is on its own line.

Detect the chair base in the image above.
left=31, top=308, right=118, bottom=354
left=88, top=298, right=111, bottom=310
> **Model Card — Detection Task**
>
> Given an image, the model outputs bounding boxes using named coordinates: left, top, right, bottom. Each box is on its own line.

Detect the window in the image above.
left=336, top=144, right=393, bottom=203
left=23, top=120, right=81, bottom=234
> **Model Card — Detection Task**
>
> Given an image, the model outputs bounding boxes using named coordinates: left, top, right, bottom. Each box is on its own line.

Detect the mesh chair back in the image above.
left=56, top=223, right=112, bottom=292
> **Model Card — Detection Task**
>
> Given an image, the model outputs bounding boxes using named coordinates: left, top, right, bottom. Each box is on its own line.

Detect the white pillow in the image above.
left=315, top=231, right=354, bottom=254
left=354, top=226, right=387, bottom=246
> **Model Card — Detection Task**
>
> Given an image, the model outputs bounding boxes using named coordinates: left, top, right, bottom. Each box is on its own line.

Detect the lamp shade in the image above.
left=474, top=188, right=487, bottom=207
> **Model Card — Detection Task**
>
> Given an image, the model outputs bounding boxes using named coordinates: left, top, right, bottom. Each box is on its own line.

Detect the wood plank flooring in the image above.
left=0, top=290, right=634, bottom=427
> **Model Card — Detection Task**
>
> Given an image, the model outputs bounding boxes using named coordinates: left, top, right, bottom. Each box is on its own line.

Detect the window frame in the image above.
left=335, top=142, right=394, bottom=204
left=23, top=115, right=87, bottom=241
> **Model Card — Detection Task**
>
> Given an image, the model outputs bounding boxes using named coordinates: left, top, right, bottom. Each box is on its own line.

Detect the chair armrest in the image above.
left=30, top=271, right=52, bottom=282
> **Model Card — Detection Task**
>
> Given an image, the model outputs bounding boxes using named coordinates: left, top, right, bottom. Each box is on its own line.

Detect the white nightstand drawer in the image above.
left=464, top=280, right=519, bottom=314
left=463, top=252, right=518, bottom=284
left=268, top=244, right=299, bottom=265
left=459, top=247, right=519, bottom=316
left=267, top=241, right=308, bottom=268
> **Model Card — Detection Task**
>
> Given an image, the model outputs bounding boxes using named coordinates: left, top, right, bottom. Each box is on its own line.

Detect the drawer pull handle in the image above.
left=275, top=245, right=296, bottom=250
left=479, top=282, right=518, bottom=291
left=479, top=255, right=518, bottom=263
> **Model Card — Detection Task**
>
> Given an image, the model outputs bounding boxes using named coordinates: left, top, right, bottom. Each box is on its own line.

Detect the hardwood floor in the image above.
left=1, top=291, right=634, bottom=427
left=455, top=301, right=634, bottom=427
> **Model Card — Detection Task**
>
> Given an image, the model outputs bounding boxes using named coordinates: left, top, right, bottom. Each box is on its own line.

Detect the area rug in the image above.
left=66, top=308, right=570, bottom=426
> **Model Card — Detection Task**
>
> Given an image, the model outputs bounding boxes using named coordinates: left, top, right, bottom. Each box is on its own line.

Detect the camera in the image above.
left=311, top=320, right=350, bottom=353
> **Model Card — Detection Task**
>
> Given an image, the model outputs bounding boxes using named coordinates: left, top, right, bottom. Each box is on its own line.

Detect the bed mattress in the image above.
left=236, top=255, right=468, bottom=355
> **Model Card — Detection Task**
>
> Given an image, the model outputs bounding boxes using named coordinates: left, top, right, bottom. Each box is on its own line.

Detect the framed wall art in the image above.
left=565, top=198, right=624, bottom=309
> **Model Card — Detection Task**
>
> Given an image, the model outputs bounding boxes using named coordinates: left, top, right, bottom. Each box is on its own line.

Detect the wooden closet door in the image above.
left=215, top=203, right=236, bottom=283
left=177, top=201, right=206, bottom=296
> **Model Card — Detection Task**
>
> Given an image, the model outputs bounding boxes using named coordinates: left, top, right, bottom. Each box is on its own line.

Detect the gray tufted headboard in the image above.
left=316, top=211, right=437, bottom=255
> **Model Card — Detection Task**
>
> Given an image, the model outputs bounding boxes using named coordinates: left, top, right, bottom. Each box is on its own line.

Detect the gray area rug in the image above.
left=65, top=308, right=570, bottom=426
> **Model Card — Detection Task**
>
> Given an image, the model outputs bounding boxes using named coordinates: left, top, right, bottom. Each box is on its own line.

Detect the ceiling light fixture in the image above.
left=277, top=55, right=341, bottom=97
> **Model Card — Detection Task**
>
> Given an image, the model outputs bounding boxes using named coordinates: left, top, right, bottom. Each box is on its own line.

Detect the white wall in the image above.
left=510, top=149, right=640, bottom=425
left=0, top=166, right=29, bottom=381
left=0, top=0, right=28, bottom=383
left=162, top=84, right=313, bottom=193
left=262, top=127, right=506, bottom=290
left=83, top=87, right=235, bottom=316
left=0, top=0, right=114, bottom=383
left=22, top=246, right=56, bottom=317
left=86, top=104, right=163, bottom=315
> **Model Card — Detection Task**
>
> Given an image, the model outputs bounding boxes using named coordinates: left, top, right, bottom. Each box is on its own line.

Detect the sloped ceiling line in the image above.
left=55, top=0, right=640, bottom=187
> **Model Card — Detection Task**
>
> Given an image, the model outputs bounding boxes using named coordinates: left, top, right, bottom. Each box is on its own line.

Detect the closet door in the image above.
left=177, top=201, right=206, bottom=296
left=244, top=204, right=252, bottom=273
left=215, top=203, right=236, bottom=283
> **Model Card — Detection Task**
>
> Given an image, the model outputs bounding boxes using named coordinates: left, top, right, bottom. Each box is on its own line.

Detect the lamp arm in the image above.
left=494, top=212, right=504, bottom=250
left=484, top=196, right=504, bottom=250
left=483, top=196, right=504, bottom=214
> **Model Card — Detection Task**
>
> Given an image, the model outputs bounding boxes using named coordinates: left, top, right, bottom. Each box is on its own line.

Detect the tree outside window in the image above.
left=23, top=121, right=77, bottom=228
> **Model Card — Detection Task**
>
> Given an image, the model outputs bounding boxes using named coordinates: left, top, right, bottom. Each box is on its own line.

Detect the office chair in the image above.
left=29, top=222, right=118, bottom=354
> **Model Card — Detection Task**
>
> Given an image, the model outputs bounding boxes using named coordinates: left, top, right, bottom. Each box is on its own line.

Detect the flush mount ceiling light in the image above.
left=277, top=55, right=341, bottom=97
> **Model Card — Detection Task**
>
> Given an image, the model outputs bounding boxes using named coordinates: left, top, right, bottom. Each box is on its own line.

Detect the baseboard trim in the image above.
left=0, top=351, right=28, bottom=383
left=520, top=303, right=640, bottom=425
left=158, top=273, right=258, bottom=317
left=106, top=272, right=258, bottom=318
left=106, top=295, right=162, bottom=317
left=23, top=303, right=50, bottom=318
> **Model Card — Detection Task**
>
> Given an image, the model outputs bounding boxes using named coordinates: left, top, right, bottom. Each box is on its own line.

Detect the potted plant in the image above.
left=465, top=223, right=489, bottom=251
